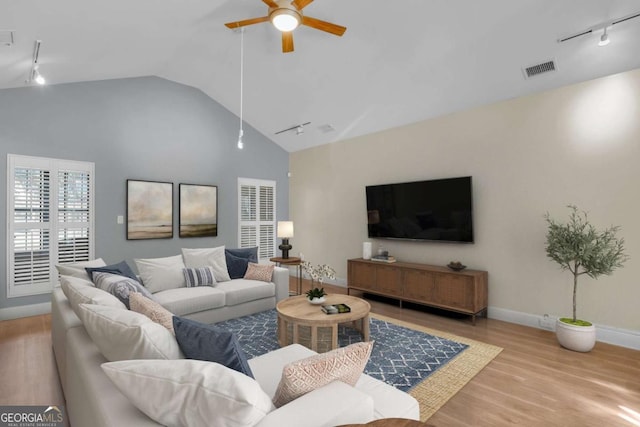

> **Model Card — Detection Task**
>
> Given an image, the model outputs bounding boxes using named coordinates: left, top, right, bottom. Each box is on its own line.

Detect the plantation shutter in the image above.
left=7, top=155, right=94, bottom=297
left=238, top=178, right=276, bottom=260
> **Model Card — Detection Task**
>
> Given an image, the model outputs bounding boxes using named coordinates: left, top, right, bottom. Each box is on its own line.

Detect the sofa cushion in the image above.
left=152, top=286, right=225, bottom=316
left=244, top=263, right=274, bottom=282
left=101, top=359, right=274, bottom=427
left=85, top=260, right=138, bottom=281
left=225, top=247, right=258, bottom=279
left=129, top=292, right=175, bottom=335
left=272, top=341, right=374, bottom=407
left=60, top=275, right=126, bottom=317
left=214, top=279, right=275, bottom=306
left=182, top=246, right=231, bottom=282
left=135, top=254, right=187, bottom=293
left=56, top=258, right=106, bottom=281
left=183, top=267, right=216, bottom=287
left=77, top=303, right=182, bottom=361
left=92, top=272, right=154, bottom=308
left=173, top=316, right=253, bottom=378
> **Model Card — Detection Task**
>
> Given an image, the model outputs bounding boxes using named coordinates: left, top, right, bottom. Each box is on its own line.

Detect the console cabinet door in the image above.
left=349, top=261, right=377, bottom=291
left=433, top=274, right=474, bottom=311
left=403, top=269, right=436, bottom=301
left=375, top=266, right=402, bottom=296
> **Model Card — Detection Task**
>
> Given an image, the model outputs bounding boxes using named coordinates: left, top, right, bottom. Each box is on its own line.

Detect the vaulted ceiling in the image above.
left=2, top=0, right=640, bottom=152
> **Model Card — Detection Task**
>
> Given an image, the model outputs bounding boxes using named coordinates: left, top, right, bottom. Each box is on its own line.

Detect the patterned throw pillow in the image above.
left=183, top=267, right=216, bottom=287
left=272, top=341, right=374, bottom=407
left=244, top=263, right=274, bottom=282
left=129, top=292, right=175, bottom=335
left=93, top=272, right=154, bottom=308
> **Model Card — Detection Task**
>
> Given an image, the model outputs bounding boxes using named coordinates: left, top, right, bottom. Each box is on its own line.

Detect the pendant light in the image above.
left=237, top=28, right=245, bottom=150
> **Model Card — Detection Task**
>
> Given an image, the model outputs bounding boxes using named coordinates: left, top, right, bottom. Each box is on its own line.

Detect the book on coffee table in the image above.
left=321, top=303, right=351, bottom=315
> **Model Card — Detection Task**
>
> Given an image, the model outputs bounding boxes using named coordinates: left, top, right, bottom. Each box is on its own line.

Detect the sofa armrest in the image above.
left=255, top=381, right=374, bottom=427
left=272, top=266, right=289, bottom=302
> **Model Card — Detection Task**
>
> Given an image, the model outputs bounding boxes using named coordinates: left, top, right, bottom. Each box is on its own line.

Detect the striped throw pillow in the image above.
left=182, top=267, right=216, bottom=287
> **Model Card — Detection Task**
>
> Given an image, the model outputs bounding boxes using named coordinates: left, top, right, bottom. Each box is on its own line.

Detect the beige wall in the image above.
left=290, top=68, right=640, bottom=332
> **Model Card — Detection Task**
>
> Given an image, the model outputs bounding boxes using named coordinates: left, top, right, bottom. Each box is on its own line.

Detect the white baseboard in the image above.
left=489, top=306, right=640, bottom=351
left=0, top=302, right=51, bottom=321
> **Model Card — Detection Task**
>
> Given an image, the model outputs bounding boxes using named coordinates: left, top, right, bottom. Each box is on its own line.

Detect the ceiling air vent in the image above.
left=523, top=59, right=557, bottom=79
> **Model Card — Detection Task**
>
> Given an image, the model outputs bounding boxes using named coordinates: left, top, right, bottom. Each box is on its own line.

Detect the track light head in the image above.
left=598, top=28, right=610, bottom=46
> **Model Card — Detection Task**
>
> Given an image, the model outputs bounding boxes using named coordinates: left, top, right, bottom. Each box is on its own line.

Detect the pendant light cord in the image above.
left=239, top=28, right=244, bottom=142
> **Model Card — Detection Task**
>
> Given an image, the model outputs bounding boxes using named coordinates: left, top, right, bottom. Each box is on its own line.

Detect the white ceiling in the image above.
left=1, top=0, right=640, bottom=152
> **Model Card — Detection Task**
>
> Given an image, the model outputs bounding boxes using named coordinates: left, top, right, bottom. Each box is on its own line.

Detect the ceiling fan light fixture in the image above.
left=271, top=9, right=300, bottom=32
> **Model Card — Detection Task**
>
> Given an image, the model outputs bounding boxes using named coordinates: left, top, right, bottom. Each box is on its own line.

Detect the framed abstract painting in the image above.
left=126, top=180, right=174, bottom=240
left=179, top=183, right=218, bottom=238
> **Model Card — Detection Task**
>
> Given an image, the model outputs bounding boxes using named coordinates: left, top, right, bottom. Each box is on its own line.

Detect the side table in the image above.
left=270, top=256, right=303, bottom=295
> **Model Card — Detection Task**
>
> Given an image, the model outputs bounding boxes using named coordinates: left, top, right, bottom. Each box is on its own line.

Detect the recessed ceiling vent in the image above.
left=523, top=59, right=557, bottom=79
left=0, top=30, right=15, bottom=47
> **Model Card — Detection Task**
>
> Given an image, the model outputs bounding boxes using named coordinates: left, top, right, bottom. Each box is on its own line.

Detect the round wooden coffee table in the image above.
left=276, top=294, right=371, bottom=353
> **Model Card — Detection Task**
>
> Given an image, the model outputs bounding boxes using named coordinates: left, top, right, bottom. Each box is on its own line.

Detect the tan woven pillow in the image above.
left=272, top=341, right=374, bottom=407
left=129, top=292, right=175, bottom=335
left=244, top=263, right=274, bottom=282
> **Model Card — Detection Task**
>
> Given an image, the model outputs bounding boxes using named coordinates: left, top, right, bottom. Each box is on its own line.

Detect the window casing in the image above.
left=237, top=178, right=276, bottom=260
left=7, top=154, right=94, bottom=297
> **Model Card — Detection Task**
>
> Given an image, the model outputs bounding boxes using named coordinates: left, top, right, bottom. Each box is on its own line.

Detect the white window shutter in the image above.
left=7, top=155, right=94, bottom=297
left=238, top=178, right=276, bottom=260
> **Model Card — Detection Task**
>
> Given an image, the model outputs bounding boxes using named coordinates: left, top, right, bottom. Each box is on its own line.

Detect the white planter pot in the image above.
left=555, top=319, right=596, bottom=352
left=308, top=296, right=326, bottom=305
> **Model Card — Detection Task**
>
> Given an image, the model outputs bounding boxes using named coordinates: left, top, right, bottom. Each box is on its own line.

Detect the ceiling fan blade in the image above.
left=293, top=0, right=314, bottom=9
left=262, top=0, right=279, bottom=7
left=301, top=16, right=346, bottom=36
left=282, top=32, right=294, bottom=53
left=225, top=16, right=269, bottom=29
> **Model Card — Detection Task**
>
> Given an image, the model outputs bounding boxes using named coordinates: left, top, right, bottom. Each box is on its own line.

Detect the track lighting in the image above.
left=33, top=68, right=46, bottom=85
left=296, top=126, right=304, bottom=135
left=598, top=28, right=610, bottom=47
left=26, top=40, right=46, bottom=86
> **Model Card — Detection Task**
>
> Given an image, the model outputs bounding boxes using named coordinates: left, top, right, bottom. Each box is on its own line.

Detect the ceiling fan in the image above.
left=225, top=0, right=346, bottom=53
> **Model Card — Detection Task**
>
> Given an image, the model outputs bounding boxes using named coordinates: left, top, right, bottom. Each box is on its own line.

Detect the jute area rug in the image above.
left=370, top=313, right=503, bottom=421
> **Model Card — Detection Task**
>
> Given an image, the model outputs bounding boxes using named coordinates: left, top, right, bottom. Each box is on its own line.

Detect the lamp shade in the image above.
left=277, top=221, right=294, bottom=238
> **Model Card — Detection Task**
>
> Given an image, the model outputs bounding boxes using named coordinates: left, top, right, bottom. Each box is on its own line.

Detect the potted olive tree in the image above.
left=545, top=205, right=628, bottom=352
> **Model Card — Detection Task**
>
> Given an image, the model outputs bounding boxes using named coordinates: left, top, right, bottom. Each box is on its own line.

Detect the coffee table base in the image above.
left=277, top=314, right=369, bottom=353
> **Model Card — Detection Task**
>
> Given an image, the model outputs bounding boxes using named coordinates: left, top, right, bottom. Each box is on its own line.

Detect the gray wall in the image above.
left=0, top=76, right=289, bottom=310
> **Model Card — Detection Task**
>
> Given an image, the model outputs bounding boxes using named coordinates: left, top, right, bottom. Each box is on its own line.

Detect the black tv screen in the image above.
left=366, top=176, right=473, bottom=243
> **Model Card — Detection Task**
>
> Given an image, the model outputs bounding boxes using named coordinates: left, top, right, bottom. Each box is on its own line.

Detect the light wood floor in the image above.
left=1, top=279, right=639, bottom=427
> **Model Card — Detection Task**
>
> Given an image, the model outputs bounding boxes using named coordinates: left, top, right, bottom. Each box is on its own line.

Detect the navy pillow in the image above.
left=86, top=260, right=138, bottom=282
left=226, top=253, right=250, bottom=279
left=225, top=247, right=259, bottom=279
left=173, top=316, right=254, bottom=378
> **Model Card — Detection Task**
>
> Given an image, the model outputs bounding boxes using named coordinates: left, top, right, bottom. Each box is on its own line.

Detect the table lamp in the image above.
left=277, top=221, right=294, bottom=259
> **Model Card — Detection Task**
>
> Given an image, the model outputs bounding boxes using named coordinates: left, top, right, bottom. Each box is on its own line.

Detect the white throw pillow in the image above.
left=56, top=258, right=106, bottom=281
left=60, top=275, right=126, bottom=317
left=77, top=304, right=182, bottom=361
left=135, top=254, right=187, bottom=293
left=102, top=359, right=274, bottom=427
left=182, top=246, right=231, bottom=282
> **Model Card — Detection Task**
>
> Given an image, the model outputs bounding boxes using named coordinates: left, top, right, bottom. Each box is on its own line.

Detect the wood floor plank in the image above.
left=0, top=278, right=637, bottom=427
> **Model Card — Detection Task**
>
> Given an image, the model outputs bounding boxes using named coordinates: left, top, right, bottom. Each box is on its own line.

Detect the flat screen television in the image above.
left=366, top=176, right=473, bottom=243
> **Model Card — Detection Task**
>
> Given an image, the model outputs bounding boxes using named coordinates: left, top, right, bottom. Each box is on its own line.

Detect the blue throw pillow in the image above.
left=225, top=253, right=251, bottom=279
left=173, top=316, right=254, bottom=378
left=86, top=260, right=138, bottom=282
left=225, top=247, right=258, bottom=279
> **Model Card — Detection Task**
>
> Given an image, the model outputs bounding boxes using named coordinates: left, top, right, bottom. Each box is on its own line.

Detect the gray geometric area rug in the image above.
left=216, top=309, right=468, bottom=392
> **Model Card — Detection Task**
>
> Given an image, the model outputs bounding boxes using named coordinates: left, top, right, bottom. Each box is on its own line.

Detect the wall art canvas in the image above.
left=179, top=184, right=218, bottom=238
left=127, top=180, right=173, bottom=240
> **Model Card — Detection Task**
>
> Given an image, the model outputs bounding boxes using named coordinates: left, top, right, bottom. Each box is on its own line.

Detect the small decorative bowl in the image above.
left=308, top=296, right=326, bottom=305
left=447, top=263, right=467, bottom=271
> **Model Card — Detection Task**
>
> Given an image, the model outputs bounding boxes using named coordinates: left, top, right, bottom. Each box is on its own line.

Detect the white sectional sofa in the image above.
left=51, top=256, right=420, bottom=426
